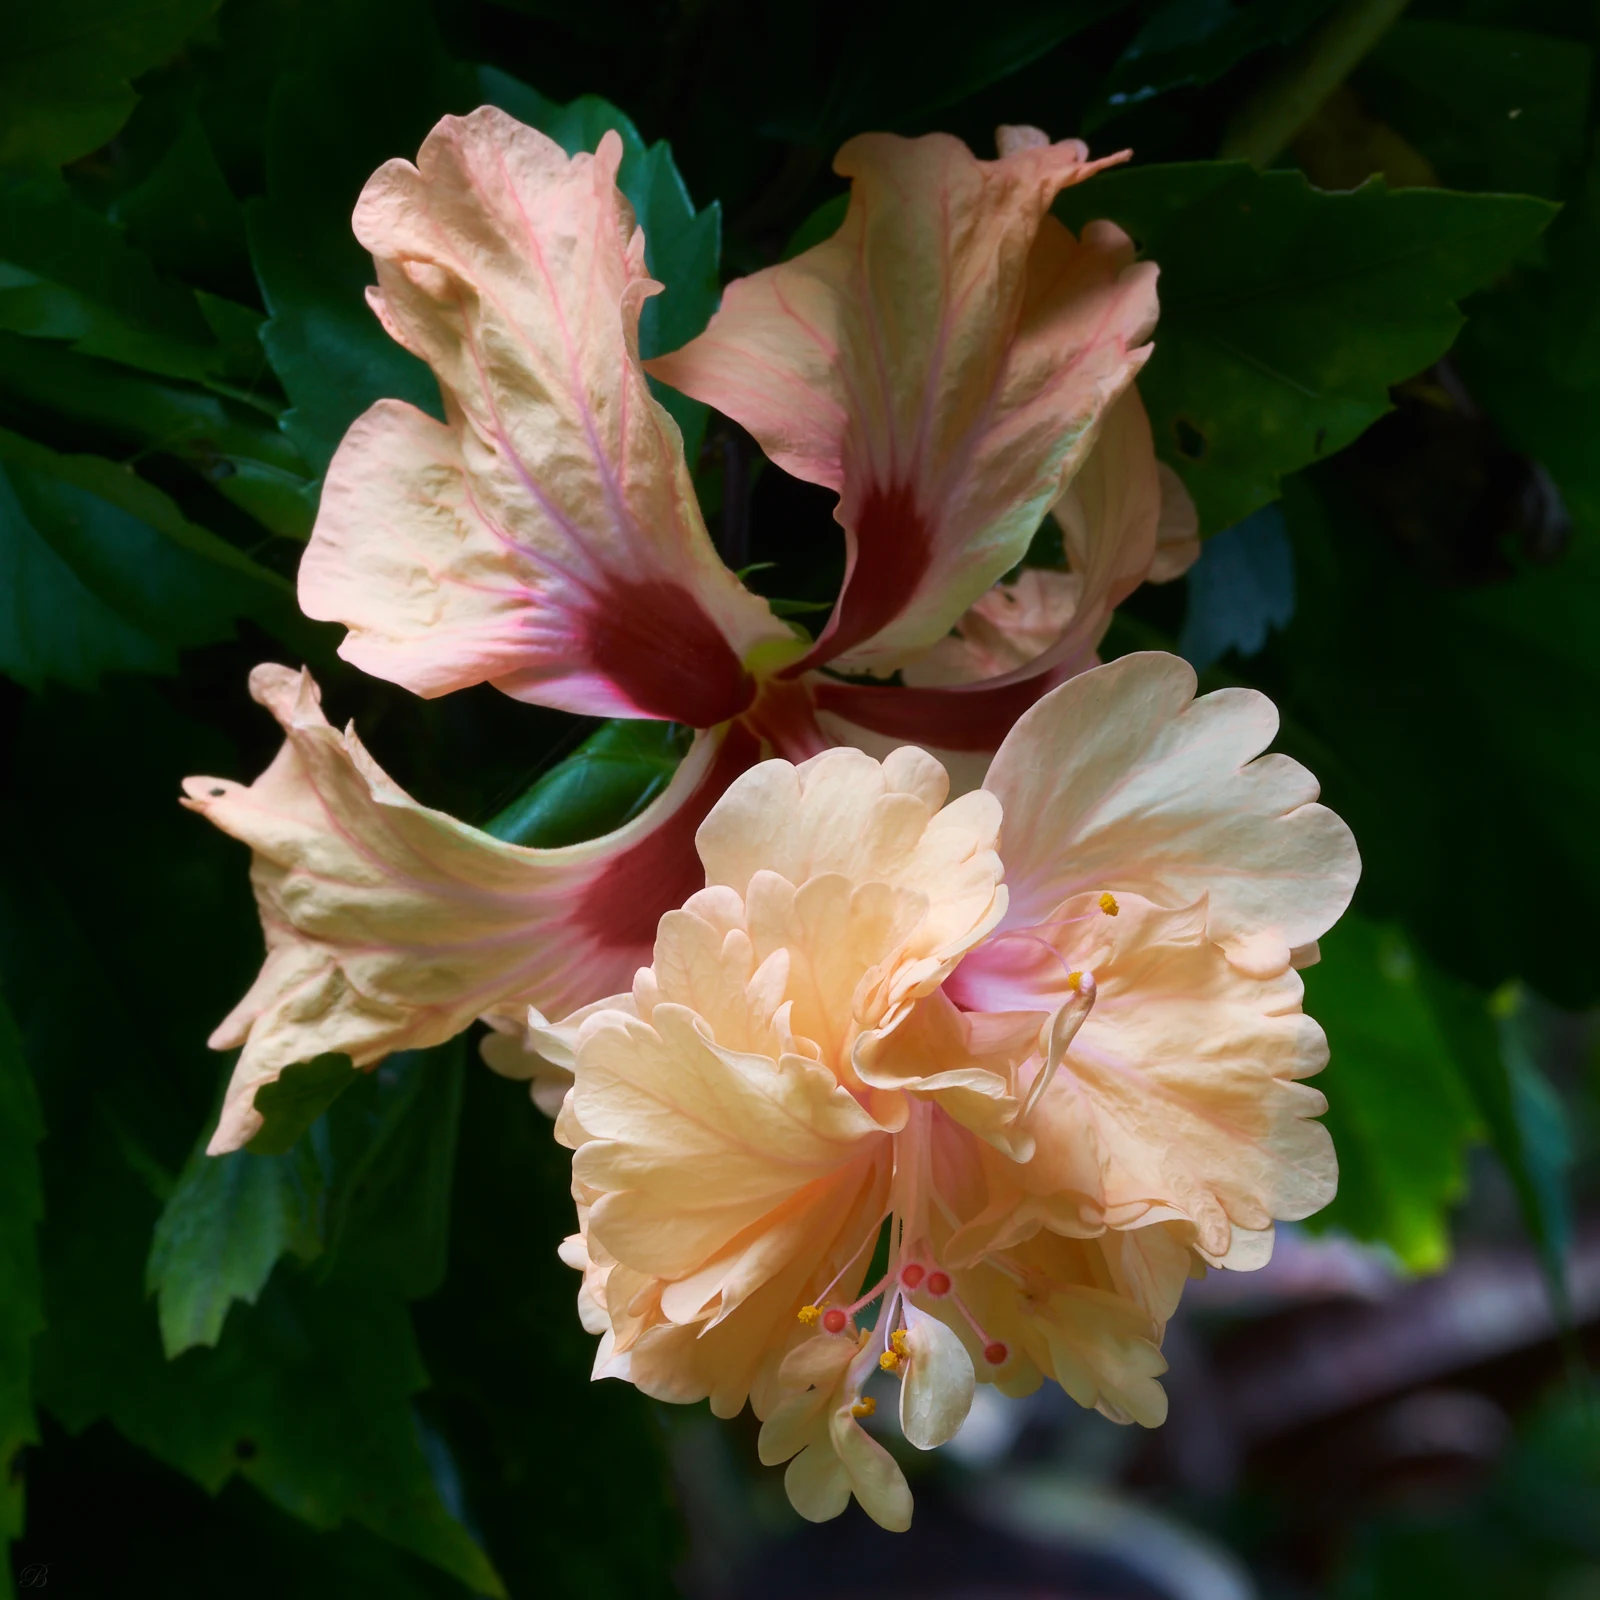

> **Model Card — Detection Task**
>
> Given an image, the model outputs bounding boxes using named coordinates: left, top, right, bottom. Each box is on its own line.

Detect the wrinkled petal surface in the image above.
left=182, top=663, right=753, bottom=1152
left=650, top=130, right=1156, bottom=675
left=299, top=107, right=789, bottom=723
left=981, top=651, right=1360, bottom=974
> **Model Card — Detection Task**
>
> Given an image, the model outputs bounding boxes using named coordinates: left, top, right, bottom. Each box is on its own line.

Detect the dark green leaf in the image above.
left=1358, top=21, right=1591, bottom=200
left=1057, top=165, right=1556, bottom=532
left=0, top=992, right=45, bottom=1578
left=111, top=108, right=251, bottom=283
left=0, top=0, right=219, bottom=172
left=313, top=1042, right=466, bottom=1301
left=1301, top=916, right=1480, bottom=1270
left=245, top=1056, right=361, bottom=1157
left=485, top=718, right=691, bottom=848
left=0, top=172, right=222, bottom=381
left=1088, top=0, right=1336, bottom=129
left=413, top=1066, right=680, bottom=1598
left=1267, top=471, right=1600, bottom=1007
left=0, top=425, right=300, bottom=689
left=759, top=0, right=1121, bottom=147
left=147, top=1140, right=324, bottom=1357
left=0, top=333, right=314, bottom=539
left=477, top=70, right=722, bottom=461
left=247, top=0, right=476, bottom=473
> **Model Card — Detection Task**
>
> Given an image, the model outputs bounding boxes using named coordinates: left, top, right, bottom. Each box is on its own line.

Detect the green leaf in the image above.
left=477, top=70, right=722, bottom=462
left=0, top=993, right=45, bottom=1583
left=111, top=107, right=252, bottom=283
left=1088, top=0, right=1337, bottom=129
left=0, top=333, right=314, bottom=539
left=485, top=718, right=691, bottom=848
left=1357, top=21, right=1591, bottom=200
left=0, top=425, right=301, bottom=690
left=247, top=0, right=476, bottom=474
left=1301, top=916, right=1480, bottom=1271
left=147, top=1140, right=324, bottom=1358
left=758, top=0, right=1121, bottom=147
left=412, top=1066, right=681, bottom=1598
left=151, top=1040, right=465, bottom=1357
left=245, top=1056, right=361, bottom=1157
left=1267, top=471, right=1600, bottom=1008
left=0, top=172, right=221, bottom=381
left=0, top=0, right=219, bottom=172
left=1057, top=165, right=1556, bottom=532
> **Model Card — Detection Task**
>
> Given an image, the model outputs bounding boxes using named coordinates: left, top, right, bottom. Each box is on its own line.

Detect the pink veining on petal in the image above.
left=299, top=108, right=787, bottom=726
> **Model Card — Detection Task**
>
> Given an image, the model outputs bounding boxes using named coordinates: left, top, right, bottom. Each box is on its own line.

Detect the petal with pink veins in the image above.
left=182, top=663, right=756, bottom=1153
left=299, top=107, right=792, bottom=725
left=649, top=129, right=1157, bottom=676
left=980, top=651, right=1360, bottom=975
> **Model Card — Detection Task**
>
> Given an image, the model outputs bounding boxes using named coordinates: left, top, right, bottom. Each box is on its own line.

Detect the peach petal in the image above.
left=299, top=107, right=789, bottom=724
left=649, top=130, right=1155, bottom=675
left=182, top=663, right=754, bottom=1153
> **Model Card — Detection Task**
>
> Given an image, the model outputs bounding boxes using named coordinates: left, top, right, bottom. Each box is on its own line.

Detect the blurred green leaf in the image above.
left=1301, top=916, right=1480, bottom=1271
left=759, top=0, right=1120, bottom=147
left=485, top=718, right=691, bottom=848
left=0, top=993, right=44, bottom=1587
left=1269, top=471, right=1600, bottom=1006
left=413, top=1066, right=681, bottom=1599
left=1088, top=0, right=1336, bottom=128
left=0, top=333, right=314, bottom=538
left=245, top=1055, right=361, bottom=1157
left=1057, top=165, right=1555, bottom=532
left=0, top=0, right=219, bottom=172
left=1358, top=21, right=1591, bottom=200
left=0, top=426, right=299, bottom=689
left=477, top=69, right=722, bottom=461
left=247, top=0, right=475, bottom=474
left=147, top=1139, right=324, bottom=1357
left=0, top=172, right=221, bottom=380
left=111, top=107, right=252, bottom=283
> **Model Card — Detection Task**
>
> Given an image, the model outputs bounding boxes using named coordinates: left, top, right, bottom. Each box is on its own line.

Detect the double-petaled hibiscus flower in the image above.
left=183, top=106, right=1358, bottom=1529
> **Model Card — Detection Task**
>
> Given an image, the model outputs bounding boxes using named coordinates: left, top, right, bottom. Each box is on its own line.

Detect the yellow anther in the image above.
left=851, top=1397, right=876, bottom=1419
left=797, top=1304, right=820, bottom=1325
left=890, top=1328, right=910, bottom=1358
left=1066, top=970, right=1082, bottom=992
left=1098, top=892, right=1119, bottom=916
left=878, top=1350, right=901, bottom=1372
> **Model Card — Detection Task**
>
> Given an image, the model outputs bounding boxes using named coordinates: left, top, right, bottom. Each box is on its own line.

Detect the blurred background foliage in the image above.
left=2, top=0, right=1598, bottom=1594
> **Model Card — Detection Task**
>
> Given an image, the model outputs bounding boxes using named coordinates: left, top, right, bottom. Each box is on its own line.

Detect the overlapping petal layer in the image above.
left=976, top=651, right=1360, bottom=976
left=299, top=107, right=791, bottom=724
left=650, top=128, right=1158, bottom=676
left=182, top=663, right=754, bottom=1152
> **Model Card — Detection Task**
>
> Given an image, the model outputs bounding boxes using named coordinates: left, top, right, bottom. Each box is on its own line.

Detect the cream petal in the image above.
left=299, top=107, right=788, bottom=724
left=981, top=651, right=1360, bottom=973
left=829, top=1405, right=915, bottom=1532
left=182, top=663, right=753, bottom=1153
left=899, top=1304, right=976, bottom=1450
left=649, top=131, right=1154, bottom=675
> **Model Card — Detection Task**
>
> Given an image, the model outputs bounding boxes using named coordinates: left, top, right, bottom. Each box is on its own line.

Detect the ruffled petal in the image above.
left=182, top=663, right=756, bottom=1152
left=981, top=651, right=1360, bottom=974
left=952, top=894, right=1337, bottom=1261
left=299, top=107, right=790, bottom=724
left=898, top=1304, right=975, bottom=1449
left=649, top=130, right=1156, bottom=675
left=812, top=389, right=1185, bottom=754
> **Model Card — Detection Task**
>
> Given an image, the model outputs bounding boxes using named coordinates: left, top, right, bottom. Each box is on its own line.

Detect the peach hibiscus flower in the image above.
left=185, top=105, right=1198, bottom=1150
left=534, top=651, right=1358, bottom=1529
